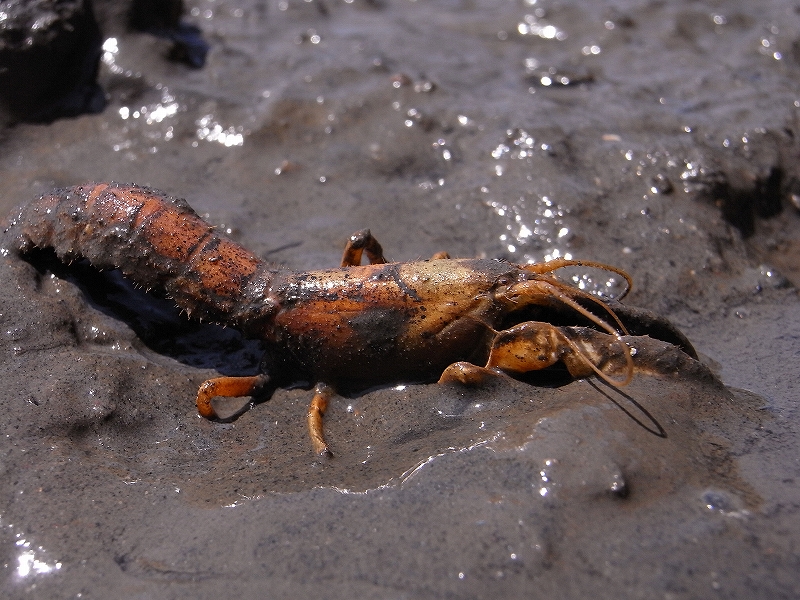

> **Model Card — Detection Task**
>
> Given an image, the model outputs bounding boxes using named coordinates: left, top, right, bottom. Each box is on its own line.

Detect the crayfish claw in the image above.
left=559, top=327, right=634, bottom=387
left=449, top=322, right=635, bottom=389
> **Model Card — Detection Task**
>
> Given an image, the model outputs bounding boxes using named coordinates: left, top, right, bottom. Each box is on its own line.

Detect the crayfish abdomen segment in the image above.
left=4, top=183, right=277, bottom=324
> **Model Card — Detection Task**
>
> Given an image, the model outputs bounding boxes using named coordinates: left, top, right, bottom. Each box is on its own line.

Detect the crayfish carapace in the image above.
left=3, top=183, right=697, bottom=455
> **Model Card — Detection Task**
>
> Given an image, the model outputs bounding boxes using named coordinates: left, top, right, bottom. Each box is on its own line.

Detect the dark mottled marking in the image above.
left=347, top=307, right=407, bottom=355
left=381, top=263, right=421, bottom=302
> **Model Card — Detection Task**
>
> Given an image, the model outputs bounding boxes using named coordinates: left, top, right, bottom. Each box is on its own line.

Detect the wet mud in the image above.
left=2, top=0, right=800, bottom=598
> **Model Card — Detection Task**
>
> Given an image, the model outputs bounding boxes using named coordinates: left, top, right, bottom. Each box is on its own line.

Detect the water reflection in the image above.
left=101, top=35, right=244, bottom=151
left=195, top=115, right=245, bottom=147
left=7, top=528, right=62, bottom=580
left=16, top=547, right=62, bottom=578
left=517, top=13, right=566, bottom=41
left=485, top=127, right=631, bottom=296
left=482, top=188, right=572, bottom=263
left=101, top=37, right=122, bottom=74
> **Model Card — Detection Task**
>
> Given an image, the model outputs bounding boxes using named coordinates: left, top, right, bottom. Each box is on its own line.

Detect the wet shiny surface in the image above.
left=1, top=0, right=800, bottom=597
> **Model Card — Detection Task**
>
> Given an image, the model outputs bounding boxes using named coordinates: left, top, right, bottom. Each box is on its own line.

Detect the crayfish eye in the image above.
left=495, top=269, right=528, bottom=288
left=493, top=275, right=518, bottom=292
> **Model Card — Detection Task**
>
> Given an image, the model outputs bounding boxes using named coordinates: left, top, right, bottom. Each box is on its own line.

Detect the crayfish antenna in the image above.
left=521, top=257, right=634, bottom=336
left=523, top=258, right=633, bottom=300
left=536, top=278, right=630, bottom=337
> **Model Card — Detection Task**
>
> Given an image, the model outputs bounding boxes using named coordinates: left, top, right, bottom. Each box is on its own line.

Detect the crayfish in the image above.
left=3, top=183, right=696, bottom=455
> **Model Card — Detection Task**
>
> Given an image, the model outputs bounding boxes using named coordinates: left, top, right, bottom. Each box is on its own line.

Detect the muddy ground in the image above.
left=1, top=0, right=800, bottom=597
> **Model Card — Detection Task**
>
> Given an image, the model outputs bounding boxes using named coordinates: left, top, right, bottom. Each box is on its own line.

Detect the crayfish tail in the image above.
left=3, top=183, right=283, bottom=327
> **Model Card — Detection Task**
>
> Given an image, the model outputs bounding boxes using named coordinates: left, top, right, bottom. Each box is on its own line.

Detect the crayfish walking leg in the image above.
left=196, top=374, right=270, bottom=419
left=308, top=383, right=334, bottom=456
left=196, top=375, right=333, bottom=456
left=340, top=229, right=387, bottom=267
